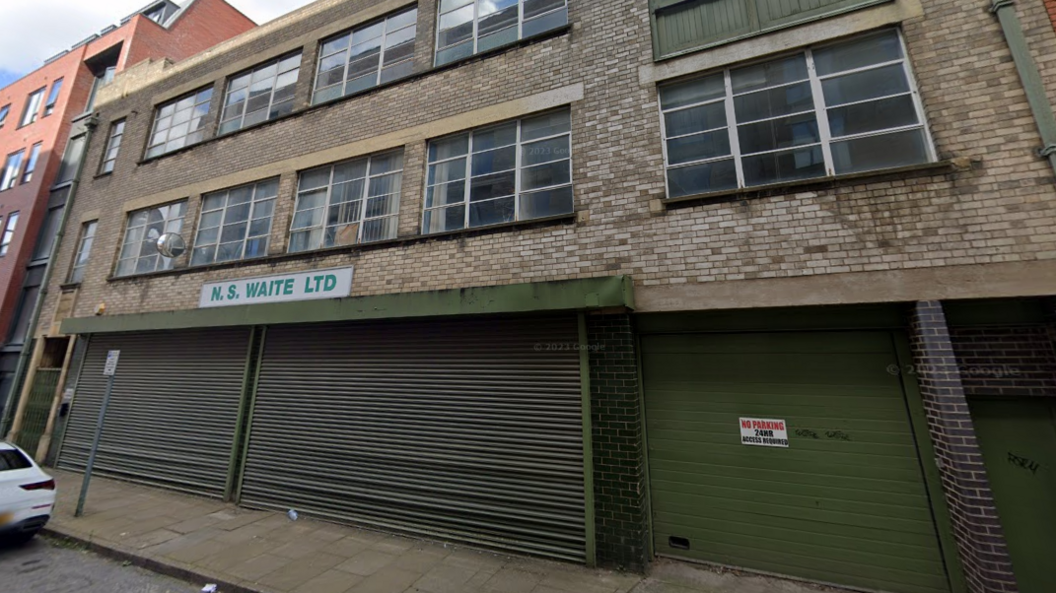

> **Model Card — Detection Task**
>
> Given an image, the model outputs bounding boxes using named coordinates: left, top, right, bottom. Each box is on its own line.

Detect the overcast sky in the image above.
left=0, top=0, right=317, bottom=89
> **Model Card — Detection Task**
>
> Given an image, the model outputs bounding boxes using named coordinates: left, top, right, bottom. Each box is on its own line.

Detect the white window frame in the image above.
left=219, top=53, right=302, bottom=135
left=434, top=0, right=569, bottom=66
left=423, top=108, right=574, bottom=234
left=191, top=179, right=278, bottom=266
left=22, top=143, right=42, bottom=184
left=0, top=212, right=19, bottom=256
left=145, top=87, right=214, bottom=159
left=115, top=201, right=187, bottom=277
left=1, top=150, right=25, bottom=190
left=20, top=88, right=45, bottom=126
left=68, top=220, right=97, bottom=284
left=0, top=105, right=10, bottom=129
left=312, top=6, right=418, bottom=105
left=288, top=151, right=404, bottom=253
left=44, top=78, right=63, bottom=116
left=658, top=28, right=936, bottom=198
left=100, top=120, right=126, bottom=174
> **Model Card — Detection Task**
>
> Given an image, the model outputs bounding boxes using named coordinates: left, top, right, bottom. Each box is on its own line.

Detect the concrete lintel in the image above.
left=634, top=261, right=1056, bottom=313
left=60, top=275, right=634, bottom=334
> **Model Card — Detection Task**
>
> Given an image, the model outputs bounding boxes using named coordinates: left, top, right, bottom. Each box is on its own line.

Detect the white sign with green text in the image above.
left=199, top=267, right=354, bottom=308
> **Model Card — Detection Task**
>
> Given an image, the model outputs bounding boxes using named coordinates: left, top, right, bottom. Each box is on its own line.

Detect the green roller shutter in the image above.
left=238, top=316, right=586, bottom=562
left=643, top=331, right=950, bottom=593
left=58, top=329, right=250, bottom=498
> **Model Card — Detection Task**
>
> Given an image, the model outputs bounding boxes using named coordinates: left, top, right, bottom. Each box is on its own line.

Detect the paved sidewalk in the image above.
left=44, top=470, right=846, bottom=593
left=46, top=470, right=639, bottom=593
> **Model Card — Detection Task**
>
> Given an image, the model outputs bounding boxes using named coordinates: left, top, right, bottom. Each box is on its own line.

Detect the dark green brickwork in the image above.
left=586, top=314, right=648, bottom=572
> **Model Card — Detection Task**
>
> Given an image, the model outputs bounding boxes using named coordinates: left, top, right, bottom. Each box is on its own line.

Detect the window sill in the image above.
left=93, top=171, right=113, bottom=180
left=105, top=212, right=577, bottom=283
left=135, top=25, right=572, bottom=167
left=661, top=160, right=967, bottom=208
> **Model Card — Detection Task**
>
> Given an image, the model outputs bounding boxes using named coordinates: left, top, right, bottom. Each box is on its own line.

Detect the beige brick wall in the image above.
left=41, top=0, right=1056, bottom=329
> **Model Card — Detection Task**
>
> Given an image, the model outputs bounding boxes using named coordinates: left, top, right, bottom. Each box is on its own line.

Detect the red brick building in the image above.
left=0, top=0, right=255, bottom=410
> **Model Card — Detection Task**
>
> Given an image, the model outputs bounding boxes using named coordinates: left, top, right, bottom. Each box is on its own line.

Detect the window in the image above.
left=0, top=105, right=9, bottom=128
left=424, top=108, right=573, bottom=233
left=44, top=79, right=63, bottom=116
left=1, top=151, right=25, bottom=190
left=145, top=87, right=214, bottom=158
left=435, top=0, right=568, bottom=66
left=116, top=202, right=186, bottom=276
left=32, top=206, right=63, bottom=261
left=69, top=221, right=97, bottom=284
left=219, top=54, right=301, bottom=135
left=191, top=179, right=278, bottom=265
left=0, top=448, right=32, bottom=471
left=313, top=7, right=418, bottom=105
left=86, top=66, right=116, bottom=113
left=289, top=151, right=403, bottom=252
left=651, top=0, right=882, bottom=59
left=57, top=135, right=86, bottom=184
left=100, top=120, right=125, bottom=174
left=22, top=143, right=42, bottom=184
left=659, top=29, right=932, bottom=198
left=1, top=212, right=19, bottom=256
left=20, top=88, right=45, bottom=126
left=8, top=286, right=39, bottom=345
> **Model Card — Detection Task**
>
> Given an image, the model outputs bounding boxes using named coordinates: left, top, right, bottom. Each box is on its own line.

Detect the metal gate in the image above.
left=58, top=328, right=251, bottom=497
left=643, top=331, right=951, bottom=593
left=239, top=316, right=586, bottom=562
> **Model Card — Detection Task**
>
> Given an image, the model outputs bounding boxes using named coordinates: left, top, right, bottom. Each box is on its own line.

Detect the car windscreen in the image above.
left=0, top=449, right=32, bottom=471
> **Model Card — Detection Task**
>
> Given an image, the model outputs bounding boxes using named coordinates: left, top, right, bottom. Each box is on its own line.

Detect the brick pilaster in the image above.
left=908, top=301, right=1018, bottom=593
left=586, top=313, right=648, bottom=572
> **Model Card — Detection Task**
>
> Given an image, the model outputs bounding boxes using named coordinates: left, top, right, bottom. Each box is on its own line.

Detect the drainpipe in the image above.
left=991, top=0, right=1056, bottom=176
left=1, top=116, right=99, bottom=439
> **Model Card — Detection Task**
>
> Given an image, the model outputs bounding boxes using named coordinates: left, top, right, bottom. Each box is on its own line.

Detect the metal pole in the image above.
left=74, top=373, right=114, bottom=518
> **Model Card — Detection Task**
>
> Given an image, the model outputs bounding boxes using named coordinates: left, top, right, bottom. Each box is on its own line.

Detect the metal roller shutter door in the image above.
left=239, top=316, right=586, bottom=562
left=58, top=328, right=250, bottom=498
left=644, top=331, right=950, bottom=593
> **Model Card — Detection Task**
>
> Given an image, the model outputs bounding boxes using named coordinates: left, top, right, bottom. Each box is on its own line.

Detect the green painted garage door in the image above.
left=643, top=331, right=950, bottom=593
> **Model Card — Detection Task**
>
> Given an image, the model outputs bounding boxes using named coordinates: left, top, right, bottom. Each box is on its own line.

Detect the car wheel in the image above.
left=2, top=530, right=38, bottom=546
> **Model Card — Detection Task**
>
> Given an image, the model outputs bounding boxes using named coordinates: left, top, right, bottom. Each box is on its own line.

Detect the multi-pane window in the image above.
left=100, top=120, right=126, bottom=174
left=22, top=143, right=42, bottom=184
left=20, top=88, right=45, bottom=126
left=145, top=87, right=214, bottom=159
left=313, top=8, right=418, bottom=105
left=424, top=108, right=573, bottom=233
left=116, top=202, right=186, bottom=276
left=0, top=105, right=9, bottom=128
left=289, top=152, right=403, bottom=252
left=219, top=54, right=301, bottom=135
left=435, top=0, right=568, bottom=66
left=0, top=213, right=18, bottom=256
left=659, top=29, right=932, bottom=198
left=191, top=179, right=278, bottom=265
left=44, top=79, right=63, bottom=116
left=1, top=150, right=25, bottom=190
left=68, top=221, right=97, bottom=284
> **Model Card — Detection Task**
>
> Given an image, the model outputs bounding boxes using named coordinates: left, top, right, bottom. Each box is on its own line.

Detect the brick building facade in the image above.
left=6, top=0, right=1055, bottom=591
left=0, top=0, right=255, bottom=423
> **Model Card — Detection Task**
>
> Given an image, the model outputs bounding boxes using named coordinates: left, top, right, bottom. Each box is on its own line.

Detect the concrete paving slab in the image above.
left=255, top=552, right=348, bottom=591
left=334, top=549, right=398, bottom=577
left=347, top=566, right=421, bottom=593
left=411, top=562, right=481, bottom=593
left=292, top=568, right=363, bottom=593
left=481, top=567, right=545, bottom=593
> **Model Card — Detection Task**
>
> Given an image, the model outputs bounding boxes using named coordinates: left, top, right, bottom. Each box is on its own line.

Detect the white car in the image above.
left=0, top=441, right=55, bottom=544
